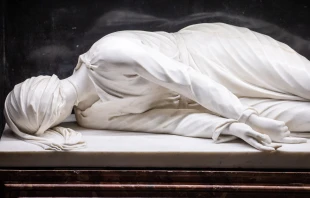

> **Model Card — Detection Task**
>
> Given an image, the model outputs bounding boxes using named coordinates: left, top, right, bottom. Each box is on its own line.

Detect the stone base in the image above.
left=0, top=115, right=309, bottom=169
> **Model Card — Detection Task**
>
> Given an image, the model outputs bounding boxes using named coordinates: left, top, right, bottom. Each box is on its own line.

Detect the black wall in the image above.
left=1, top=0, right=310, bottom=136
left=1, top=0, right=6, bottom=136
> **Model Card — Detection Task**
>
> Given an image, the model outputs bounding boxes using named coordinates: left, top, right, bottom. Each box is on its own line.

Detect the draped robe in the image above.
left=74, top=23, right=310, bottom=141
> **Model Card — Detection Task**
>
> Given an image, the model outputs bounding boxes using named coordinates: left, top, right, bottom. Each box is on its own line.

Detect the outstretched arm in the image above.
left=76, top=100, right=279, bottom=151
left=95, top=36, right=256, bottom=122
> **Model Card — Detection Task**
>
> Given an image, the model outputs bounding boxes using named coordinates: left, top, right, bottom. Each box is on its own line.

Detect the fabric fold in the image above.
left=212, top=108, right=259, bottom=143
left=4, top=75, right=86, bottom=151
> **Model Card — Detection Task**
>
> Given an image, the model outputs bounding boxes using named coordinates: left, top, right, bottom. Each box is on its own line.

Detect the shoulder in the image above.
left=90, top=30, right=175, bottom=51
left=83, top=31, right=144, bottom=59
left=179, top=23, right=248, bottom=32
left=92, top=31, right=145, bottom=47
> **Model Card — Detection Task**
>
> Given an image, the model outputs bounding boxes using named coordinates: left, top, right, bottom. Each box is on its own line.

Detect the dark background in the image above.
left=1, top=0, right=310, bottom=137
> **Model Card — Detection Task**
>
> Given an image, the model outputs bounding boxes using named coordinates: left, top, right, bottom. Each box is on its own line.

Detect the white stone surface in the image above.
left=0, top=115, right=309, bottom=168
left=4, top=23, right=310, bottom=152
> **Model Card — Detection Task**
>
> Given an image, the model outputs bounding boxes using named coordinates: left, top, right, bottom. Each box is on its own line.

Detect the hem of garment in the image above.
left=212, top=108, right=259, bottom=143
left=237, top=108, right=259, bottom=124
left=212, top=119, right=238, bottom=143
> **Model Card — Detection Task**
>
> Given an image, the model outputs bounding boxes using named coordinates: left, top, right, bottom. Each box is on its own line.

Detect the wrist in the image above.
left=247, top=113, right=259, bottom=125
left=238, top=108, right=259, bottom=124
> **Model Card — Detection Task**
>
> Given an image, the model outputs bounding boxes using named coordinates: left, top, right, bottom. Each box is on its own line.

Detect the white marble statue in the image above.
left=4, top=23, right=310, bottom=151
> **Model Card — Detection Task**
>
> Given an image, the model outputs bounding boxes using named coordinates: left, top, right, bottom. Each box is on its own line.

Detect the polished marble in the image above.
left=0, top=115, right=309, bottom=168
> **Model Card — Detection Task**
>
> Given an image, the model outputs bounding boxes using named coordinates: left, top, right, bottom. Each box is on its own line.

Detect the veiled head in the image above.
left=4, top=75, right=70, bottom=136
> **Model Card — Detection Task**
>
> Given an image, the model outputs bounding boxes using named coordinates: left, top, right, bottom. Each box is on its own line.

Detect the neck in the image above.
left=60, top=79, right=78, bottom=107
left=64, top=63, right=97, bottom=103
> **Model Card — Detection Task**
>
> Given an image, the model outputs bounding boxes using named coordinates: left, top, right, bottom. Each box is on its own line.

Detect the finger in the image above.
left=281, top=137, right=308, bottom=144
left=281, top=126, right=289, bottom=132
left=279, top=121, right=286, bottom=127
left=248, top=131, right=272, bottom=144
left=247, top=137, right=275, bottom=152
left=282, top=130, right=290, bottom=137
left=261, top=141, right=282, bottom=149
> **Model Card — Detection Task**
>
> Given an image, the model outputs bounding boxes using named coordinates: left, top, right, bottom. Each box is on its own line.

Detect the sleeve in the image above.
left=75, top=99, right=238, bottom=143
left=93, top=36, right=258, bottom=122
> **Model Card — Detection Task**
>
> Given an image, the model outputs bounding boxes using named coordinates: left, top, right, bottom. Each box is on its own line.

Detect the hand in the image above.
left=270, top=127, right=307, bottom=144
left=247, top=114, right=307, bottom=144
left=223, top=123, right=282, bottom=151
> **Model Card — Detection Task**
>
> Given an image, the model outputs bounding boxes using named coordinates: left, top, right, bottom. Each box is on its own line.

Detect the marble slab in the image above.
left=0, top=115, right=309, bottom=168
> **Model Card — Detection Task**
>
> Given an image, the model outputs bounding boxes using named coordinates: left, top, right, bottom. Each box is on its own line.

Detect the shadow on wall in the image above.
left=85, top=10, right=310, bottom=57
left=28, top=10, right=310, bottom=75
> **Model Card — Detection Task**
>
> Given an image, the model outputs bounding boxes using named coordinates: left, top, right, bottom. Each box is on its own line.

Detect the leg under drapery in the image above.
left=240, top=98, right=310, bottom=137
left=187, top=23, right=310, bottom=101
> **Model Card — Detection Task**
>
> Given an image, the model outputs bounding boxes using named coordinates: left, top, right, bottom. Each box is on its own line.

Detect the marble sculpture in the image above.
left=4, top=23, right=310, bottom=151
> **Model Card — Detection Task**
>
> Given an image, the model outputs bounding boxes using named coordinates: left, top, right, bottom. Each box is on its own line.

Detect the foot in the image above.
left=222, top=122, right=281, bottom=151
left=247, top=114, right=307, bottom=144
